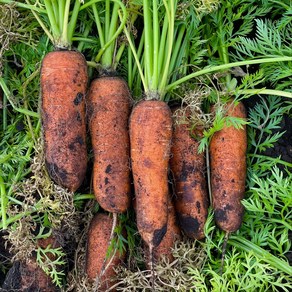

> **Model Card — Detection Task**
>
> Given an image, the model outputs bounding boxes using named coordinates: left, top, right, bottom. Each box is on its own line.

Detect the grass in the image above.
left=0, top=0, right=291, bottom=291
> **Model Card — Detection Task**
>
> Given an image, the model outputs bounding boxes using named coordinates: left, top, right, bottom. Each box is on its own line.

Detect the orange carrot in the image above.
left=144, top=198, right=181, bottom=267
left=88, top=76, right=131, bottom=213
left=170, top=107, right=209, bottom=239
left=210, top=101, right=247, bottom=232
left=86, top=213, right=126, bottom=291
left=130, top=100, right=172, bottom=248
left=41, top=51, right=88, bottom=192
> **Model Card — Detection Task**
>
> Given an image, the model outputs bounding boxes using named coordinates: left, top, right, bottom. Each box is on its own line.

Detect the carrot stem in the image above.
left=167, top=56, right=292, bottom=92
left=0, top=78, right=39, bottom=118
left=237, top=89, right=292, bottom=98
left=92, top=3, right=105, bottom=47
left=0, top=176, right=7, bottom=230
left=229, top=235, right=292, bottom=275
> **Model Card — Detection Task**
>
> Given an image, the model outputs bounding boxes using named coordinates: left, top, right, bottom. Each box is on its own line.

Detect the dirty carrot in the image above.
left=88, top=76, right=131, bottom=213
left=144, top=197, right=181, bottom=267
left=130, top=100, right=172, bottom=247
left=86, top=213, right=126, bottom=291
left=210, top=100, right=247, bottom=232
left=41, top=51, right=88, bottom=191
left=85, top=0, right=131, bottom=213
left=170, top=106, right=209, bottom=239
left=22, top=0, right=89, bottom=191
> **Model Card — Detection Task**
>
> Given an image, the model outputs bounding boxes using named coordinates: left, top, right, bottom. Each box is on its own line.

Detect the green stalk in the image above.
left=158, top=0, right=175, bottom=97
left=157, top=16, right=169, bottom=83
left=237, top=89, right=292, bottom=99
left=73, top=194, right=96, bottom=201
left=128, top=45, right=133, bottom=88
left=0, top=176, right=7, bottom=229
left=113, top=43, right=125, bottom=71
left=51, top=0, right=59, bottom=28
left=229, top=235, right=292, bottom=275
left=143, top=0, right=153, bottom=89
left=67, top=0, right=82, bottom=45
left=92, top=3, right=105, bottom=47
left=94, top=0, right=127, bottom=64
left=152, top=0, right=159, bottom=90
left=121, top=18, right=146, bottom=91
left=168, top=25, right=186, bottom=79
left=167, top=57, right=292, bottom=92
left=247, top=154, right=292, bottom=168
left=2, top=63, right=8, bottom=131
left=0, top=212, right=31, bottom=229
left=60, top=0, right=71, bottom=48
left=0, top=78, right=39, bottom=118
left=105, top=0, right=111, bottom=42
left=28, top=5, right=54, bottom=43
left=102, top=2, right=120, bottom=68
left=44, top=0, right=60, bottom=40
left=58, top=0, right=66, bottom=33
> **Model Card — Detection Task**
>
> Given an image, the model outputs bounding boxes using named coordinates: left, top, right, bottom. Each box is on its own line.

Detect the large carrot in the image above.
left=170, top=107, right=209, bottom=239
left=86, top=213, right=126, bottom=291
left=84, top=0, right=131, bottom=213
left=20, top=0, right=89, bottom=191
left=130, top=100, right=172, bottom=247
left=210, top=101, right=247, bottom=232
left=88, top=76, right=131, bottom=213
left=41, top=51, right=88, bottom=192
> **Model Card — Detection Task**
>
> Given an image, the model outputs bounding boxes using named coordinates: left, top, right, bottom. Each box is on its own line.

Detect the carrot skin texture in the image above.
left=130, top=100, right=172, bottom=247
left=86, top=213, right=126, bottom=291
left=144, top=198, right=181, bottom=266
left=170, top=108, right=209, bottom=239
left=88, top=77, right=131, bottom=213
left=210, top=101, right=247, bottom=232
left=41, top=51, right=88, bottom=192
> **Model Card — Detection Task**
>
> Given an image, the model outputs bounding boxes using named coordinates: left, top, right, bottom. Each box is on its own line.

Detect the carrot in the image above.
left=170, top=107, right=209, bottom=239
left=130, top=100, right=172, bottom=248
left=88, top=76, right=131, bottom=213
left=144, top=197, right=181, bottom=267
left=41, top=50, right=88, bottom=192
left=210, top=100, right=247, bottom=232
left=2, top=236, right=60, bottom=291
left=86, top=213, right=126, bottom=291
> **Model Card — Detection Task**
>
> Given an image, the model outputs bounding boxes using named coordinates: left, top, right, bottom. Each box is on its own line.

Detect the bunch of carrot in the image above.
left=38, top=0, right=248, bottom=286
left=3, top=0, right=249, bottom=290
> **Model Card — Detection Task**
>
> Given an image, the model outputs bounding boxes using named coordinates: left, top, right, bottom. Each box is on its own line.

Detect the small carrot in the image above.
left=41, top=51, right=88, bottom=192
left=86, top=213, right=126, bottom=291
left=2, top=235, right=60, bottom=292
left=130, top=100, right=172, bottom=248
left=210, top=100, right=247, bottom=233
left=144, top=197, right=181, bottom=267
left=88, top=76, right=131, bottom=213
left=170, top=106, right=209, bottom=239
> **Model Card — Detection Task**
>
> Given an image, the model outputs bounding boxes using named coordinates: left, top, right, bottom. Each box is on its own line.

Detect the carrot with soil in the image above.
left=124, top=1, right=194, bottom=282
left=144, top=197, right=182, bottom=267
left=20, top=0, right=89, bottom=191
left=41, top=50, right=88, bottom=192
left=210, top=100, right=247, bottom=233
left=170, top=107, right=209, bottom=240
left=86, top=213, right=126, bottom=290
left=83, top=0, right=131, bottom=213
